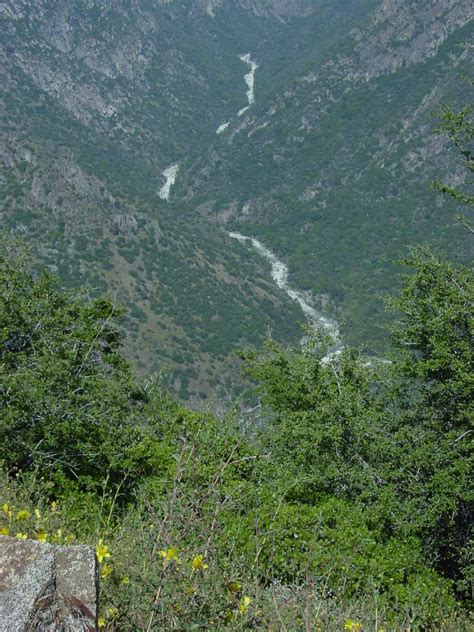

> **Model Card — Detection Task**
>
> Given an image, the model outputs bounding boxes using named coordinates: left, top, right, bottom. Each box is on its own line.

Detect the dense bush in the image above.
left=0, top=237, right=163, bottom=496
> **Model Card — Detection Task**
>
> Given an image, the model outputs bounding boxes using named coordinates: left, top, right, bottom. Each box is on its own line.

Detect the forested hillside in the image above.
left=2, top=0, right=472, bottom=404
left=0, top=0, right=310, bottom=405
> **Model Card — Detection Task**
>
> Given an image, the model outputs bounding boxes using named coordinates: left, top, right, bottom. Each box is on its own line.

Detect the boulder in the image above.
left=0, top=536, right=98, bottom=631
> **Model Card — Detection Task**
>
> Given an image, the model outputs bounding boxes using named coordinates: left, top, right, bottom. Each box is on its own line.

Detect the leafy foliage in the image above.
left=434, top=98, right=474, bottom=213
left=0, top=237, right=158, bottom=494
left=241, top=248, right=473, bottom=599
left=384, top=249, right=473, bottom=587
left=1, top=68, right=473, bottom=626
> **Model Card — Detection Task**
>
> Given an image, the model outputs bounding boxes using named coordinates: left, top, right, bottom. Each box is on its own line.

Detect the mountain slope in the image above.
left=177, top=0, right=473, bottom=351
left=1, top=0, right=318, bottom=406
left=1, top=0, right=472, bottom=405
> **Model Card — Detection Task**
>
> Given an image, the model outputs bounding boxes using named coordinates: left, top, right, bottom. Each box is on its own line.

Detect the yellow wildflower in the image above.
left=344, top=621, right=362, bottom=631
left=34, top=509, right=41, bottom=520
left=0, top=526, right=10, bottom=536
left=100, top=564, right=113, bottom=579
left=238, top=596, right=252, bottom=615
left=51, top=501, right=57, bottom=512
left=98, top=616, right=106, bottom=628
left=52, top=529, right=63, bottom=544
left=2, top=503, right=9, bottom=515
left=227, top=581, right=242, bottom=594
left=121, top=576, right=130, bottom=585
left=16, top=532, right=28, bottom=540
left=159, top=546, right=180, bottom=565
left=191, top=554, right=209, bottom=572
left=16, top=510, right=30, bottom=521
left=224, top=610, right=235, bottom=623
left=36, top=530, right=48, bottom=543
left=96, top=539, right=111, bottom=564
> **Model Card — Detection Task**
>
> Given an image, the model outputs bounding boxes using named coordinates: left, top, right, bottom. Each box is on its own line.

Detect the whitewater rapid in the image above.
left=158, top=164, right=179, bottom=201
left=216, top=53, right=258, bottom=133
left=216, top=122, right=230, bottom=134
left=229, top=232, right=339, bottom=338
left=238, top=53, right=258, bottom=116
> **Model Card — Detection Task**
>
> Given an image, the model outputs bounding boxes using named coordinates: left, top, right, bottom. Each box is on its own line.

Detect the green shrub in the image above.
left=0, top=239, right=159, bottom=496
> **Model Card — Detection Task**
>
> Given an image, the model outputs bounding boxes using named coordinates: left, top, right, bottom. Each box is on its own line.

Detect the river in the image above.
left=158, top=164, right=179, bottom=201
left=228, top=231, right=339, bottom=339
left=217, top=53, right=258, bottom=133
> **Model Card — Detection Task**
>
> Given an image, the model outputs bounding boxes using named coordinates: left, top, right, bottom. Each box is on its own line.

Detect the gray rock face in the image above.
left=0, top=536, right=98, bottom=631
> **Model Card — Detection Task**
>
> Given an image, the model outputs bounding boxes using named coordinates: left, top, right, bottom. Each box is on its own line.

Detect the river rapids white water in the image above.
left=228, top=232, right=339, bottom=338
left=217, top=53, right=258, bottom=134
left=158, top=164, right=179, bottom=201
left=237, top=53, right=258, bottom=116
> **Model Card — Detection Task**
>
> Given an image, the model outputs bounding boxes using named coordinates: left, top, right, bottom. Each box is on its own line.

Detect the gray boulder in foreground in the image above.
left=0, top=536, right=98, bottom=631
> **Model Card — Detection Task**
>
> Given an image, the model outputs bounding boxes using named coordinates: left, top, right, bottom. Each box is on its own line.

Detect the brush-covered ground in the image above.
left=1, top=229, right=472, bottom=630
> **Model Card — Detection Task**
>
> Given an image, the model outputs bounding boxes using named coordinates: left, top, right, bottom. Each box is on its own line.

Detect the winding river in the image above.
left=229, top=231, right=339, bottom=339
left=237, top=53, right=258, bottom=116
left=217, top=53, right=258, bottom=133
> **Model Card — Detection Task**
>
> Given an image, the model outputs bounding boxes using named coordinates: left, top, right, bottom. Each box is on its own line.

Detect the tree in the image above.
left=433, top=80, right=474, bottom=232
left=0, top=235, right=151, bottom=493
left=385, top=248, right=473, bottom=590
left=240, top=334, right=385, bottom=505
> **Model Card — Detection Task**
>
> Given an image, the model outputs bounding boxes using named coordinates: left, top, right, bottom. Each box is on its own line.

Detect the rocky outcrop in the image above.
left=0, top=536, right=98, bottom=631
left=112, top=214, right=139, bottom=234
left=349, top=0, right=474, bottom=79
